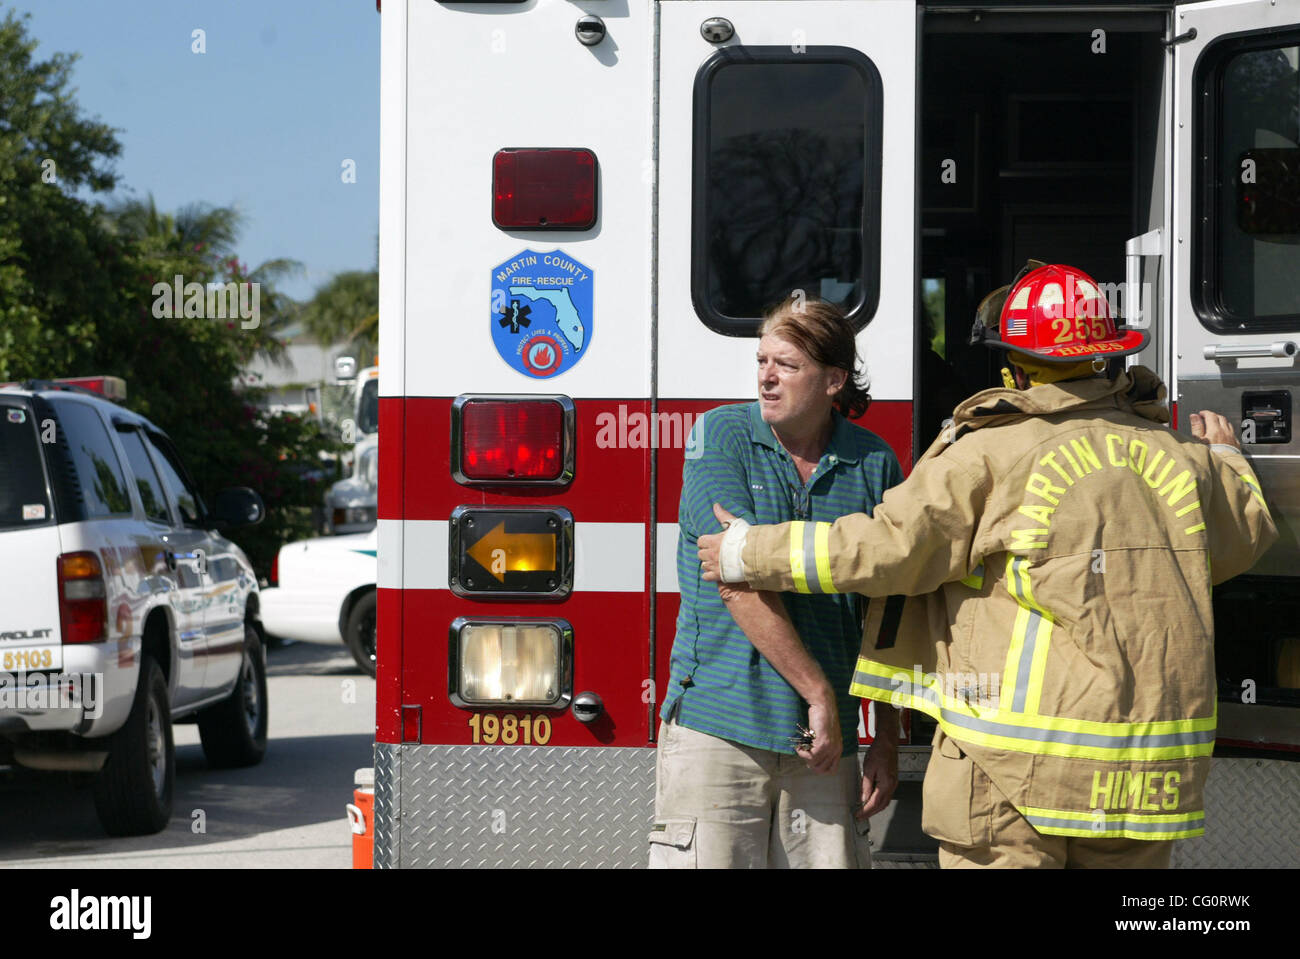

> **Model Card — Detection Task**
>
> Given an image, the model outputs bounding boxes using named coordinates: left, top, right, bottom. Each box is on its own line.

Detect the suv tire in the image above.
left=197, top=624, right=269, bottom=768
left=92, top=655, right=174, bottom=836
left=344, top=591, right=378, bottom=678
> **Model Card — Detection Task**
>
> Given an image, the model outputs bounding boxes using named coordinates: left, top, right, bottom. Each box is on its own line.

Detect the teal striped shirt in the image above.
left=662, top=401, right=904, bottom=756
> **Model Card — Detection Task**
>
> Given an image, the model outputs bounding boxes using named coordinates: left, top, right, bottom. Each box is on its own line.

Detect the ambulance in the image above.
left=373, top=0, right=1300, bottom=867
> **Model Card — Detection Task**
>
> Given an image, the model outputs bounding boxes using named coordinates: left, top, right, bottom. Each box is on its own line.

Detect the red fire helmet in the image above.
left=972, top=263, right=1148, bottom=364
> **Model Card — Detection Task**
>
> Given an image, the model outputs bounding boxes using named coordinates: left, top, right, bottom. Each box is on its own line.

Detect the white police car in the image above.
left=0, top=377, right=268, bottom=836
left=260, top=527, right=377, bottom=677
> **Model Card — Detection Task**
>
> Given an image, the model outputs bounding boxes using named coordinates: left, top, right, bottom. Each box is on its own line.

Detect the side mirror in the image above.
left=210, top=487, right=266, bottom=530
left=335, top=356, right=358, bottom=382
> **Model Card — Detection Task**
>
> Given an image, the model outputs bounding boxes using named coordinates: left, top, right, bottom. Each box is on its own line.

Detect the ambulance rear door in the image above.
left=653, top=0, right=919, bottom=713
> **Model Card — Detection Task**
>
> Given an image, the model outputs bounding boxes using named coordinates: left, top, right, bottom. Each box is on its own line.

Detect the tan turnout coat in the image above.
left=740, top=368, right=1277, bottom=840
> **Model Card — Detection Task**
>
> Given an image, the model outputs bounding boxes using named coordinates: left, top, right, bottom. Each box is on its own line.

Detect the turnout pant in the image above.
left=924, top=732, right=1174, bottom=869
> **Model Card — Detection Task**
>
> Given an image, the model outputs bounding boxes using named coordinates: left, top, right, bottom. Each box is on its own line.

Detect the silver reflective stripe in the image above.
left=1026, top=812, right=1203, bottom=835
left=800, top=521, right=826, bottom=594
left=1010, top=558, right=1042, bottom=712
left=851, top=670, right=1215, bottom=751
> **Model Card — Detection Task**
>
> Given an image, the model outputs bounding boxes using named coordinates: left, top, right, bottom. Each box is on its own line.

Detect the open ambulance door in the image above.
left=1172, top=0, right=1300, bottom=748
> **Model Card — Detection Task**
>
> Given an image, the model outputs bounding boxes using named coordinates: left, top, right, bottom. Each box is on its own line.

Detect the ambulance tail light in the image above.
left=58, top=552, right=107, bottom=645
left=452, top=395, right=574, bottom=485
left=449, top=619, right=573, bottom=709
left=492, top=149, right=597, bottom=230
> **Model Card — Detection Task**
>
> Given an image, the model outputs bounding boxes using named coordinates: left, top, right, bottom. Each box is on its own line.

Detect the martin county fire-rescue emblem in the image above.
left=491, top=249, right=593, bottom=379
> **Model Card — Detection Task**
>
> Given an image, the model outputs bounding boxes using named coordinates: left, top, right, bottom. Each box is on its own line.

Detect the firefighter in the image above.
left=699, top=263, right=1278, bottom=868
left=650, top=294, right=902, bottom=869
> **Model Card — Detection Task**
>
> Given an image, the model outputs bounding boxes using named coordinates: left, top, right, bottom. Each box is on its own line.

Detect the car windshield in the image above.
left=0, top=399, right=53, bottom=531
left=357, top=378, right=379, bottom=436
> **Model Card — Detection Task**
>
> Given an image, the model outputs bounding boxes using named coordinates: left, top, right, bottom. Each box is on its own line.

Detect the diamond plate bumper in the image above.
left=1173, top=757, right=1300, bottom=868
left=372, top=745, right=1299, bottom=868
left=372, top=742, right=656, bottom=868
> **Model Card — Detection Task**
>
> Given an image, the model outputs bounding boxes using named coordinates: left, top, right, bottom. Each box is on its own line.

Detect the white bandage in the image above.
left=718, top=519, right=750, bottom=583
left=1210, top=443, right=1241, bottom=457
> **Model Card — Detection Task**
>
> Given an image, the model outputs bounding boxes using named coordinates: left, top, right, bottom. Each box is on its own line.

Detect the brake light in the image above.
left=454, top=397, right=572, bottom=483
left=58, top=552, right=107, bottom=644
left=492, top=149, right=597, bottom=230
left=270, top=551, right=279, bottom=587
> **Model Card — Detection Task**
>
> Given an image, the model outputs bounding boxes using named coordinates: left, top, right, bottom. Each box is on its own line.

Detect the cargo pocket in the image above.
left=647, top=817, right=697, bottom=869
left=921, top=734, right=979, bottom=848
left=853, top=817, right=873, bottom=869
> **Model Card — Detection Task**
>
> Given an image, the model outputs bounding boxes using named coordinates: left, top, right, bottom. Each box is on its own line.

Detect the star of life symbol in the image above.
left=500, top=299, right=532, bottom=334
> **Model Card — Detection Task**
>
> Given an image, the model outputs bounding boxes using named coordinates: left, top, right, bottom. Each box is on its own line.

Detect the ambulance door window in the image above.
left=692, top=47, right=882, bottom=334
left=1197, top=33, right=1300, bottom=331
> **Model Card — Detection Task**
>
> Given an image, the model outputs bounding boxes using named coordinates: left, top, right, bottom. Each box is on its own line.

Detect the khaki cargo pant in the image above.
left=648, top=718, right=872, bottom=869
left=924, top=732, right=1174, bottom=869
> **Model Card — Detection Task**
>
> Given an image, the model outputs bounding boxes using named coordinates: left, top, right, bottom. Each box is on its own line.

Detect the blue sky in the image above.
left=5, top=0, right=380, bottom=302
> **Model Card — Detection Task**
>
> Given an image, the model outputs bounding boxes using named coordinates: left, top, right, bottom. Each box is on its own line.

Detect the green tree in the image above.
left=299, top=268, right=378, bottom=366
left=0, top=10, right=342, bottom=578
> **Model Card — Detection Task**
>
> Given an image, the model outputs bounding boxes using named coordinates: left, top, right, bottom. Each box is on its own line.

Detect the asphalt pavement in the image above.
left=0, top=641, right=375, bottom=868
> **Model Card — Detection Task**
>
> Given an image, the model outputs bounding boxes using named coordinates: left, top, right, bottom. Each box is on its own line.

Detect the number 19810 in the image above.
left=468, top=713, right=553, bottom=745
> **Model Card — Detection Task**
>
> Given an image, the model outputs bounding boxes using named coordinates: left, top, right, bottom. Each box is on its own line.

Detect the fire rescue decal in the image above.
left=491, top=249, right=593, bottom=379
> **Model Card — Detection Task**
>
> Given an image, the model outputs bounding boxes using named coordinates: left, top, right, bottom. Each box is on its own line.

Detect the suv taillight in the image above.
left=453, top=396, right=573, bottom=484
left=58, top=552, right=107, bottom=644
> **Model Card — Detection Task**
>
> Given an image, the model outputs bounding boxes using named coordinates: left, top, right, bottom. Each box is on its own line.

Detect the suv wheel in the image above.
left=344, top=591, right=377, bottom=678
left=197, top=624, right=269, bottom=768
left=92, top=655, right=174, bottom=836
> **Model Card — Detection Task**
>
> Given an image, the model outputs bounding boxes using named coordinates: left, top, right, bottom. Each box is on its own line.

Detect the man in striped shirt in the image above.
left=649, top=296, right=903, bottom=869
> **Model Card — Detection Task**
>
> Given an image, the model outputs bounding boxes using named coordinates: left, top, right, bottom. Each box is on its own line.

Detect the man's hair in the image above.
left=758, top=294, right=871, bottom=418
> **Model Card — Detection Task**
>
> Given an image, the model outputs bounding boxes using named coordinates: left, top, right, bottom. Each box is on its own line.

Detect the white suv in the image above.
left=0, top=379, right=268, bottom=836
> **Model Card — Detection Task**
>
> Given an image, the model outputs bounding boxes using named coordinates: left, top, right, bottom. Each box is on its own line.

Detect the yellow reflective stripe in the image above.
left=814, top=521, right=834, bottom=593
left=788, top=521, right=810, bottom=593
left=1240, top=472, right=1269, bottom=511
left=1018, top=562, right=1054, bottom=716
left=849, top=659, right=1216, bottom=762
left=1175, top=500, right=1201, bottom=518
left=1185, top=521, right=1207, bottom=534
left=1002, top=556, right=1055, bottom=715
left=959, top=562, right=985, bottom=589
left=1021, top=805, right=1205, bottom=840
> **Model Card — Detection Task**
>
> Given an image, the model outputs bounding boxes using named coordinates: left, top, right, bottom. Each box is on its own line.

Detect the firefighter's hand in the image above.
left=1190, top=410, right=1240, bottom=451
left=801, top=699, right=842, bottom=774
left=857, top=741, right=899, bottom=819
left=697, top=503, right=737, bottom=582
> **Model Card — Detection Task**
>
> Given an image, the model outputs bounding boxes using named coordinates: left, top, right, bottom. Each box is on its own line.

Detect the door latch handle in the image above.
left=1203, top=341, right=1297, bottom=361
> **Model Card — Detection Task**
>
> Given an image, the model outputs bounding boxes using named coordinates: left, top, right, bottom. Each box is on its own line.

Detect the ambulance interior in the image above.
left=917, top=12, right=1300, bottom=717
left=917, top=13, right=1169, bottom=446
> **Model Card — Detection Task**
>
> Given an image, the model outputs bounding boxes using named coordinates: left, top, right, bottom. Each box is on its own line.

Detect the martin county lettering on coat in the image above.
left=1013, top=432, right=1205, bottom=549
left=49, top=889, right=151, bottom=939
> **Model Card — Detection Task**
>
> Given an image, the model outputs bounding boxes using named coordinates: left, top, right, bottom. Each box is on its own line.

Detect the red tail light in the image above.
left=270, top=551, right=280, bottom=588
left=492, top=149, right=597, bottom=230
left=58, top=552, right=107, bottom=644
left=454, top=396, right=573, bottom=484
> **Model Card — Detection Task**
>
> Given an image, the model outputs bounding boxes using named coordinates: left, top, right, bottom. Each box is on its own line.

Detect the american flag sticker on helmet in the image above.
left=1005, top=316, right=1028, bottom=336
